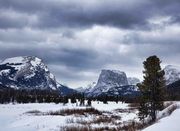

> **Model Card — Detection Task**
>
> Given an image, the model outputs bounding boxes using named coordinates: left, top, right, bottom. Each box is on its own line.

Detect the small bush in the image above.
left=167, top=104, right=177, bottom=115
left=60, top=125, right=118, bottom=131
left=47, top=107, right=102, bottom=116
left=128, top=103, right=139, bottom=109
left=67, top=115, right=119, bottom=125
left=164, top=101, right=173, bottom=109
left=114, top=108, right=135, bottom=113
left=25, top=110, right=42, bottom=115
left=160, top=104, right=178, bottom=119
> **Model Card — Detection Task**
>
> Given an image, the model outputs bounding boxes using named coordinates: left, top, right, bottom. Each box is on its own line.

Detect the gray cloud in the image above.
left=0, top=0, right=180, bottom=30
left=0, top=0, right=180, bottom=87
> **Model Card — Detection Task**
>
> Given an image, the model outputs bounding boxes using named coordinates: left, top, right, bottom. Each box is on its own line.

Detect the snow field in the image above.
left=0, top=101, right=138, bottom=131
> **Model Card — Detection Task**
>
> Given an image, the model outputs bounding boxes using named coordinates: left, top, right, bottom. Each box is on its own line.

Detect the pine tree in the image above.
left=137, top=55, right=165, bottom=122
left=70, top=96, right=76, bottom=104
left=79, top=93, right=85, bottom=106
left=63, top=96, right=69, bottom=105
left=87, top=99, right=92, bottom=106
left=137, top=88, right=149, bottom=124
left=115, top=95, right=119, bottom=104
left=103, top=95, right=108, bottom=104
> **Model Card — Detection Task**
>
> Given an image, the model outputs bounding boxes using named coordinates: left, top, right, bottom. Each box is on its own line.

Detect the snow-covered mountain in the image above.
left=76, top=82, right=96, bottom=94
left=0, top=56, right=57, bottom=90
left=86, top=69, right=139, bottom=97
left=127, top=77, right=140, bottom=85
left=0, top=56, right=75, bottom=95
left=76, top=87, right=85, bottom=93
left=56, top=82, right=77, bottom=96
left=164, top=65, right=180, bottom=85
left=96, top=70, right=128, bottom=87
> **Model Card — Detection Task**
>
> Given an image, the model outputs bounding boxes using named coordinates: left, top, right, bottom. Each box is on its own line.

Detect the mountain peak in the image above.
left=86, top=69, right=129, bottom=97
left=0, top=56, right=76, bottom=95
left=164, top=65, right=180, bottom=70
left=127, top=77, right=140, bottom=85
left=164, top=65, right=180, bottom=85
left=101, top=69, right=125, bottom=75
left=1, top=56, right=42, bottom=65
left=0, top=56, right=56, bottom=90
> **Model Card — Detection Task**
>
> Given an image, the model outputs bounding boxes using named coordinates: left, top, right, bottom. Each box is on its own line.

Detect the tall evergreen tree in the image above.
left=79, top=93, right=85, bottom=106
left=63, top=96, right=69, bottom=105
left=137, top=55, right=165, bottom=122
left=103, top=94, right=108, bottom=104
left=70, top=95, right=76, bottom=104
left=87, top=99, right=92, bottom=106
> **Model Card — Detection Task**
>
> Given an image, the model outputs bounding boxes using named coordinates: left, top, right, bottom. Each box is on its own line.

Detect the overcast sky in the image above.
left=0, top=0, right=180, bottom=88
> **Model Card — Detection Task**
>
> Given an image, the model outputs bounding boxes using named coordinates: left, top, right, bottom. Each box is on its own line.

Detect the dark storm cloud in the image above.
left=0, top=41, right=137, bottom=71
left=0, top=0, right=180, bottom=30
left=1, top=0, right=180, bottom=87
left=44, top=48, right=99, bottom=69
left=0, top=45, right=97, bottom=69
left=0, top=15, right=25, bottom=29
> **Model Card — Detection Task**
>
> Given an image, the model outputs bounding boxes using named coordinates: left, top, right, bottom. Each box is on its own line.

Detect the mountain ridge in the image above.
left=0, top=56, right=75, bottom=95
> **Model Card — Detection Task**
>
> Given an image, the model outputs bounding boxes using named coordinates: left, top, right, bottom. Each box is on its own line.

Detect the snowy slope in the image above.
left=0, top=102, right=137, bottom=131
left=164, top=65, right=180, bottom=85
left=76, top=82, right=96, bottom=94
left=144, top=102, right=180, bottom=131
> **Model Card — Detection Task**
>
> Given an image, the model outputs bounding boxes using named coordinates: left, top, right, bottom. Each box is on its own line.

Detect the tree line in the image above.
left=0, top=86, right=94, bottom=106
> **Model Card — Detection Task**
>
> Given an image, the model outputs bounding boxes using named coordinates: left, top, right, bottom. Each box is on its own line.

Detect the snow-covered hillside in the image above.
left=76, top=82, right=96, bottom=93
left=164, top=65, right=180, bottom=85
left=144, top=102, right=180, bottom=131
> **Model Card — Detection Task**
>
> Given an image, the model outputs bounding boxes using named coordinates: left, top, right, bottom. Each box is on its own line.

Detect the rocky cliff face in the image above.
left=97, top=70, right=128, bottom=87
left=86, top=69, right=138, bottom=97
left=0, top=56, right=57, bottom=90
left=0, top=56, right=75, bottom=95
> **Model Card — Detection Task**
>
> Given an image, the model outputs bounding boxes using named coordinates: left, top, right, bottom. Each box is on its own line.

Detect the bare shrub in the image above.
left=92, top=116, right=113, bottom=124
left=128, top=103, right=139, bottom=109
left=114, top=108, right=135, bottom=113
left=160, top=104, right=178, bottom=118
left=167, top=104, right=177, bottom=115
left=47, top=107, right=102, bottom=116
left=25, top=110, right=42, bottom=115
left=164, top=101, right=173, bottom=109
left=61, top=122, right=146, bottom=131
left=60, top=125, right=91, bottom=131
left=26, top=107, right=102, bottom=117
left=60, top=125, right=118, bottom=131
left=119, top=120, right=154, bottom=131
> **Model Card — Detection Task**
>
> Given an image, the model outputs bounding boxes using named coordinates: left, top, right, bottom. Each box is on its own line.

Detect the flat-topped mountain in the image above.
left=85, top=69, right=139, bottom=97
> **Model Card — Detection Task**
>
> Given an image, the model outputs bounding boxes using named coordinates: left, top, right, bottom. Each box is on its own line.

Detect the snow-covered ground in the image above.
left=144, top=102, right=180, bottom=131
left=0, top=101, right=138, bottom=131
